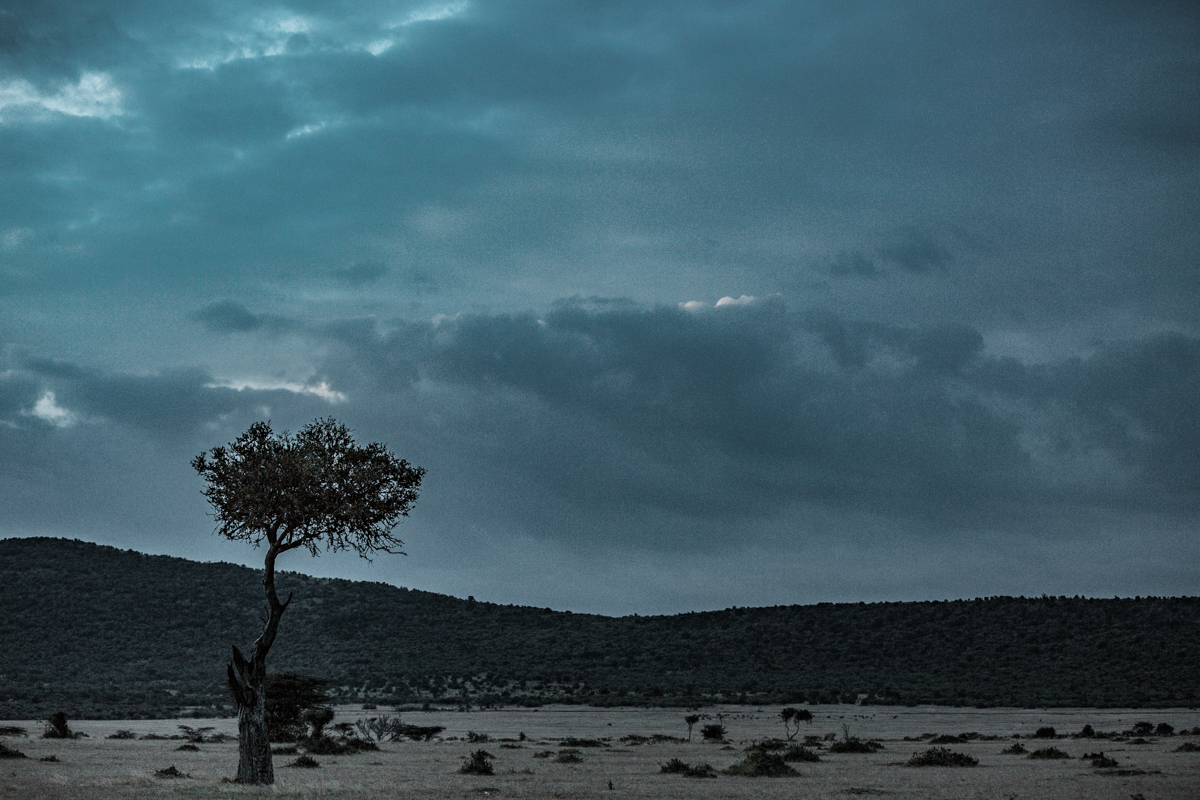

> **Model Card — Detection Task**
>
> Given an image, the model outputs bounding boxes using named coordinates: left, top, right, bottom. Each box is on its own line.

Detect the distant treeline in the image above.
left=1, top=537, right=1197, bottom=719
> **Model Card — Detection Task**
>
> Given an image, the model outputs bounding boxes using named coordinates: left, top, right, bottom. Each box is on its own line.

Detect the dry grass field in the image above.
left=3, top=705, right=1198, bottom=799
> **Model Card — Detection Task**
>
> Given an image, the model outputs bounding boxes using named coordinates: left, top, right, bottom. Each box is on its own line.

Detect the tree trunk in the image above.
left=228, top=645, right=274, bottom=784
left=227, top=544, right=291, bottom=785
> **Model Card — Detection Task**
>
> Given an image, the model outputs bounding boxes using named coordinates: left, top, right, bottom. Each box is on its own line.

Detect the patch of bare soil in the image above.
left=1, top=706, right=1197, bottom=800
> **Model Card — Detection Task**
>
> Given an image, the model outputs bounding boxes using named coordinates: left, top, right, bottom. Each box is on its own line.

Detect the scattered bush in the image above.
left=1001, top=743, right=1028, bottom=754
left=781, top=745, right=821, bottom=762
left=1034, top=726, right=1057, bottom=739
left=0, top=742, right=27, bottom=759
left=930, top=735, right=967, bottom=744
left=467, top=731, right=490, bottom=743
left=400, top=724, right=445, bottom=741
left=906, top=747, right=978, bottom=767
left=1077, top=724, right=1095, bottom=738
left=1131, top=722, right=1154, bottom=736
left=43, top=712, right=73, bottom=739
left=289, top=755, right=321, bottom=768
left=722, top=750, right=799, bottom=777
left=747, top=738, right=787, bottom=751
left=1084, top=752, right=1118, bottom=767
left=459, top=749, right=495, bottom=775
left=559, top=737, right=607, bottom=747
left=0, top=727, right=27, bottom=737
left=355, top=715, right=407, bottom=742
left=701, top=723, right=726, bottom=742
left=1028, top=747, right=1071, bottom=759
left=175, top=743, right=199, bottom=751
left=532, top=750, right=556, bottom=758
left=1155, top=723, right=1174, bottom=736
left=660, top=758, right=718, bottom=778
left=554, top=749, right=583, bottom=763
left=154, top=765, right=189, bottom=778
left=302, top=735, right=378, bottom=755
left=106, top=730, right=137, bottom=740
left=829, top=738, right=883, bottom=753
left=1174, top=742, right=1200, bottom=752
left=271, top=745, right=298, bottom=755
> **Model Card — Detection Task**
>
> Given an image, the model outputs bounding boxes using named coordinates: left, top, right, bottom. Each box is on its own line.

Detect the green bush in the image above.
left=701, top=723, right=726, bottom=742
left=906, top=747, right=978, bottom=767
left=289, top=755, right=320, bottom=768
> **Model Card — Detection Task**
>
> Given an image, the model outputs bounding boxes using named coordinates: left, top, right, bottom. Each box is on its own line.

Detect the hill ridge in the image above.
left=2, top=537, right=1197, bottom=718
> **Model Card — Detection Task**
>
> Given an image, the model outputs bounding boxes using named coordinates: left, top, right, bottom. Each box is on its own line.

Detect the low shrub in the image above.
left=701, top=724, right=726, bottom=742
left=1034, top=727, right=1057, bottom=739
left=0, top=727, right=27, bottom=737
left=748, top=738, right=788, bottom=751
left=1001, top=743, right=1027, bottom=754
left=43, top=712, right=73, bottom=739
left=929, top=735, right=967, bottom=744
left=467, top=731, right=490, bottom=743
left=1155, top=723, right=1175, bottom=736
left=1131, top=722, right=1154, bottom=736
left=1084, top=752, right=1118, bottom=767
left=781, top=745, right=821, bottom=762
left=302, top=735, right=378, bottom=755
left=829, top=739, right=883, bottom=753
left=1028, top=747, right=1071, bottom=759
left=554, top=749, right=583, bottom=763
left=459, top=749, right=495, bottom=775
left=154, top=765, right=189, bottom=778
left=289, top=755, right=320, bottom=768
left=532, top=750, right=556, bottom=758
left=1077, top=724, right=1095, bottom=738
left=1174, top=742, right=1200, bottom=752
left=106, top=730, right=137, bottom=740
left=906, top=747, right=978, bottom=767
left=175, top=743, right=199, bottom=751
left=559, top=737, right=607, bottom=747
left=271, top=745, right=298, bottom=755
left=722, top=750, right=799, bottom=777
left=0, top=742, right=27, bottom=759
left=660, top=758, right=718, bottom=778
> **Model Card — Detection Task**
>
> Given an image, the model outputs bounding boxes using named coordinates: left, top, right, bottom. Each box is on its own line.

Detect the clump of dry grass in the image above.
left=154, top=765, right=190, bottom=778
left=905, top=747, right=978, bottom=767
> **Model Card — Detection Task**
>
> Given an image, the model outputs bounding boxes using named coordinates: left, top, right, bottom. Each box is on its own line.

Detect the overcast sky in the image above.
left=1, top=0, right=1197, bottom=615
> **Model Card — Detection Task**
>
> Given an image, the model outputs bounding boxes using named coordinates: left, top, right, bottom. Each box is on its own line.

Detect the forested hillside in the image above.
left=2, top=537, right=1197, bottom=719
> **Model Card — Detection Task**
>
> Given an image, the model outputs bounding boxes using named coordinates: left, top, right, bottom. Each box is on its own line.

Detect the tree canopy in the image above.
left=192, top=418, right=424, bottom=558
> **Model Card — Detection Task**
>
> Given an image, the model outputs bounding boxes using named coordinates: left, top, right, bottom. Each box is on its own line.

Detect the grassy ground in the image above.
left=2, top=705, right=1197, bottom=799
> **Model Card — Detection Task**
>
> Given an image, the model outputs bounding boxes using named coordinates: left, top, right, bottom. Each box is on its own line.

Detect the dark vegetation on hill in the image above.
left=2, top=537, right=1197, bottom=719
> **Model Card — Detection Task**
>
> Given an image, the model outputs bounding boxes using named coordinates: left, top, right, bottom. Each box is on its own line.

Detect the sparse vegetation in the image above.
left=1174, top=742, right=1200, bottom=752
left=154, top=765, right=189, bottom=778
left=701, top=723, right=726, bottom=742
left=0, top=742, right=27, bottom=759
left=459, top=749, right=495, bottom=774
left=906, top=747, right=978, bottom=767
left=780, top=707, right=813, bottom=740
left=781, top=744, right=821, bottom=762
left=106, top=730, right=137, bottom=740
left=660, top=758, right=718, bottom=777
left=1002, top=743, right=1028, bottom=754
left=554, top=749, right=583, bottom=763
left=1028, top=747, right=1071, bottom=759
left=1084, top=752, right=1118, bottom=767
left=289, top=755, right=321, bottom=768
left=722, top=750, right=799, bottom=777
left=43, top=712, right=74, bottom=739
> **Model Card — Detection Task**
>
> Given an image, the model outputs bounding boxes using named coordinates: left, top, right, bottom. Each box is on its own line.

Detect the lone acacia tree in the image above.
left=193, top=418, right=423, bottom=784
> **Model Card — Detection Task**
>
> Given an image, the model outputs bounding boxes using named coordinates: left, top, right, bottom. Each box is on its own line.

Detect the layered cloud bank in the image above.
left=3, top=299, right=1196, bottom=612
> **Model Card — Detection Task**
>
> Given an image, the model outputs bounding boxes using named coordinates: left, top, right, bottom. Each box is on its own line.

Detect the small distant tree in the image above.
left=685, top=715, right=701, bottom=741
left=194, top=418, right=424, bottom=784
left=780, top=707, right=813, bottom=741
left=264, top=674, right=330, bottom=742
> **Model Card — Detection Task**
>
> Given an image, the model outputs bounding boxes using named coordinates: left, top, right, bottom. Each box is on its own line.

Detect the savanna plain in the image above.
left=3, top=705, right=1198, bottom=800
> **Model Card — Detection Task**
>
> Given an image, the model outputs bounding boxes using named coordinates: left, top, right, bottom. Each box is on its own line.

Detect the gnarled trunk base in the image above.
left=229, top=645, right=274, bottom=784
